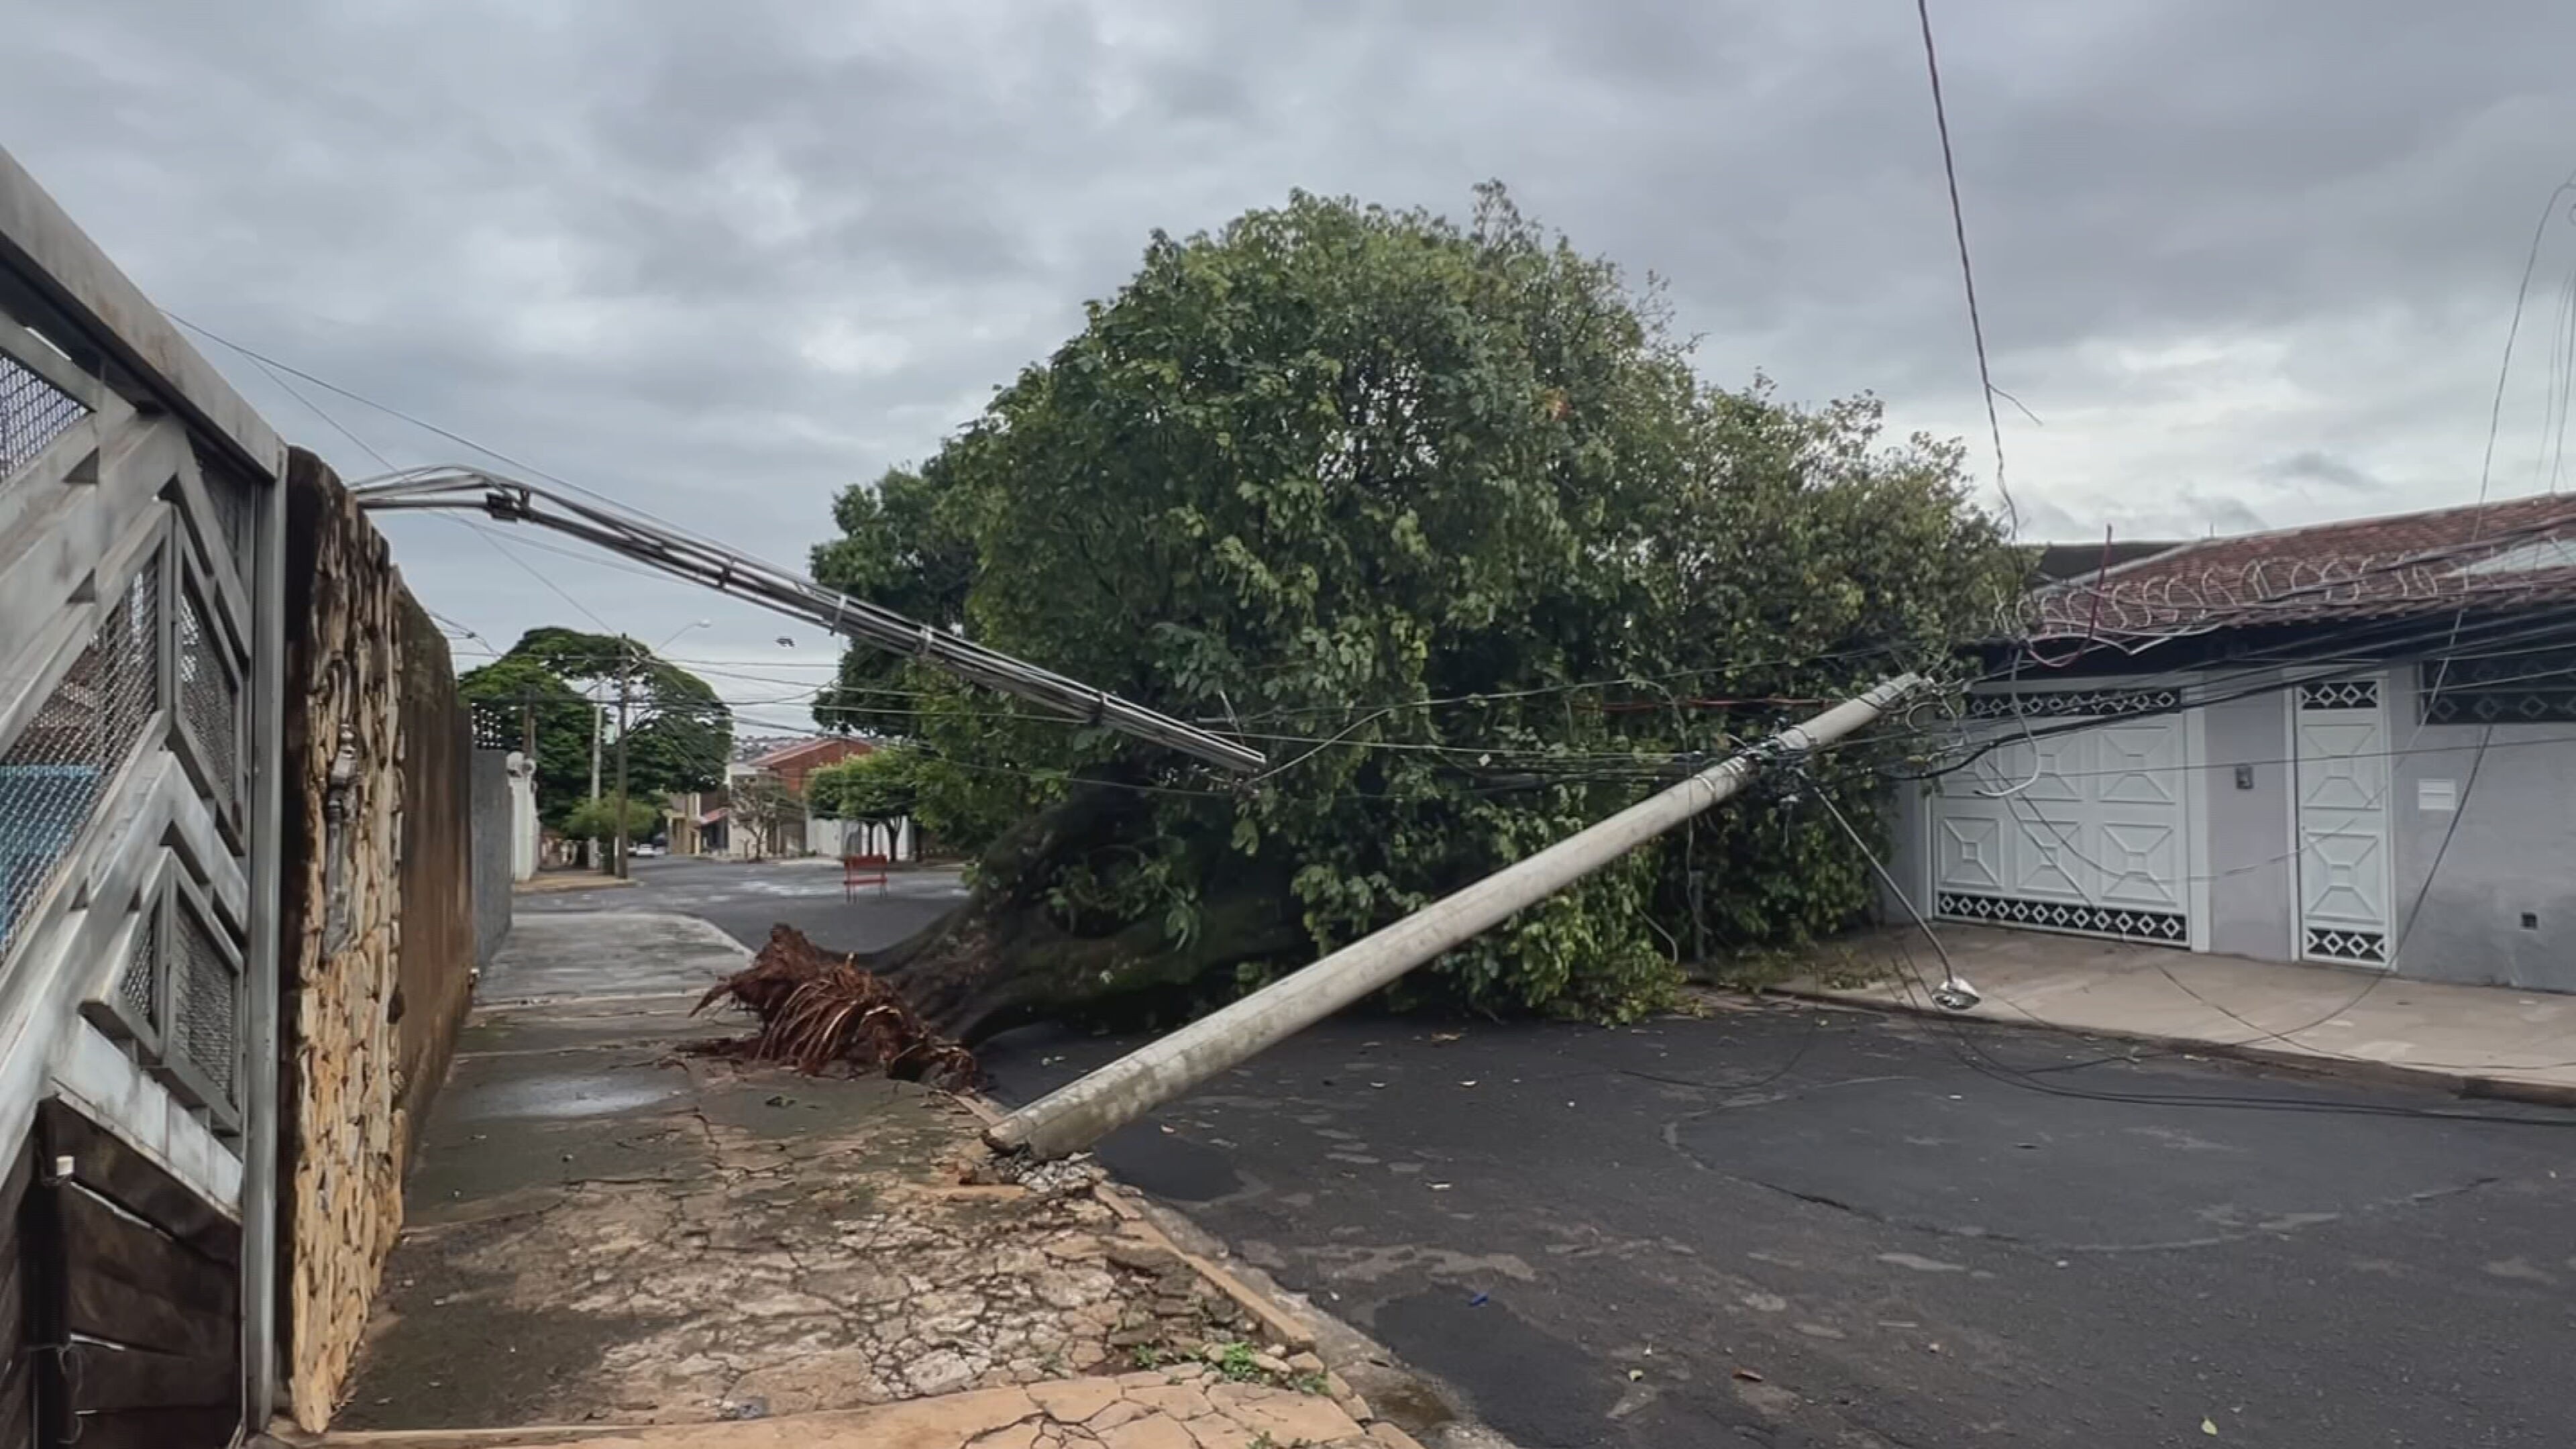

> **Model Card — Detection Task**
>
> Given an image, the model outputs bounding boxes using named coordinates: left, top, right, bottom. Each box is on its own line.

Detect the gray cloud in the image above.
left=2266, top=450, right=2385, bottom=493
left=9, top=0, right=2576, bottom=716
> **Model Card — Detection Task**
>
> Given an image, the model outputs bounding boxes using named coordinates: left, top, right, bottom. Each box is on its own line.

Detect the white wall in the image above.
left=2385, top=663, right=2576, bottom=991
left=505, top=750, right=539, bottom=882
left=806, top=815, right=914, bottom=862
left=2198, top=686, right=2296, bottom=960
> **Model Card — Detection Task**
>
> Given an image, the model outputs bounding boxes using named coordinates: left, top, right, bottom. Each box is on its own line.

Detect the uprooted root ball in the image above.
left=694, top=924, right=979, bottom=1087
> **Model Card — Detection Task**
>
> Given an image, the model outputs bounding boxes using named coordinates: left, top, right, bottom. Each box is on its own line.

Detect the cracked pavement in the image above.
left=981, top=1000, right=2576, bottom=1448
left=334, top=914, right=1275, bottom=1432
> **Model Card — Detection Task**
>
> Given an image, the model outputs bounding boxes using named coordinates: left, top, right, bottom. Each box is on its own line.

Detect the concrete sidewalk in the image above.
left=1794, top=924, right=2576, bottom=1104
left=319, top=912, right=1457, bottom=1449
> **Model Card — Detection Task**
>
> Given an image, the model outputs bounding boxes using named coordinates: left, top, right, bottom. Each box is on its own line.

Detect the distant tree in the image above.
left=562, top=796, right=660, bottom=845
left=729, top=773, right=804, bottom=859
left=458, top=629, right=731, bottom=826
left=807, top=745, right=929, bottom=857
left=810, top=466, right=977, bottom=740
left=805, top=746, right=920, bottom=823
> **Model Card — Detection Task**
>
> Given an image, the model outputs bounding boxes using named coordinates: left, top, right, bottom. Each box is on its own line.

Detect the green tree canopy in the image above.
left=806, top=745, right=924, bottom=823
left=562, top=796, right=661, bottom=845
left=459, top=627, right=732, bottom=826
left=816, top=185, right=2020, bottom=1034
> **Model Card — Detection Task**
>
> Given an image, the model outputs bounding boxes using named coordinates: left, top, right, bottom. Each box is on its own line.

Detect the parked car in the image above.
left=631, top=842, right=664, bottom=858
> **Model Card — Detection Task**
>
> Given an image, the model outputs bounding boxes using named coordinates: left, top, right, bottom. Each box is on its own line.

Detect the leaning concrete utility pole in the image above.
left=985, top=674, right=1926, bottom=1160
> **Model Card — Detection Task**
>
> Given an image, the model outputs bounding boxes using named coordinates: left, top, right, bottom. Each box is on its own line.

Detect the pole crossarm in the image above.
left=349, top=466, right=1267, bottom=773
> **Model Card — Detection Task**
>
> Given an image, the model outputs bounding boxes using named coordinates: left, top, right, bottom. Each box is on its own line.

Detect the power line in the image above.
left=1212, top=643, right=1922, bottom=728
left=1878, top=608, right=2576, bottom=780
left=443, top=514, right=622, bottom=637
left=1913, top=0, right=2015, bottom=539
left=238, top=347, right=399, bottom=474
left=168, top=309, right=586, bottom=498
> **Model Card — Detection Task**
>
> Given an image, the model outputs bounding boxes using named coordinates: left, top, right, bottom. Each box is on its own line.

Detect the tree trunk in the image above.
left=857, top=879, right=1304, bottom=1042
left=837, top=789, right=1306, bottom=1042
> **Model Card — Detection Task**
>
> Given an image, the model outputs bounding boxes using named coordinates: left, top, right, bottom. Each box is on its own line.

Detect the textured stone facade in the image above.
left=273, top=449, right=478, bottom=1430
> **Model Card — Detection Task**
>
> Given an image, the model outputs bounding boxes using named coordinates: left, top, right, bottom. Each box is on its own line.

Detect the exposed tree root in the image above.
left=693, top=925, right=979, bottom=1087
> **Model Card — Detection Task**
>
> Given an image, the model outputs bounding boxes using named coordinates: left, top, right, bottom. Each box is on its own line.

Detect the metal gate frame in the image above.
left=0, top=143, right=286, bottom=1442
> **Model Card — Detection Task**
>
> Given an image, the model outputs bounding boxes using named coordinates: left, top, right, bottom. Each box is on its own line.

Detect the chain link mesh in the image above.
left=119, top=898, right=160, bottom=1032
left=0, top=555, right=160, bottom=964
left=1, top=351, right=87, bottom=483
left=193, top=444, right=260, bottom=580
left=173, top=901, right=239, bottom=1106
left=176, top=580, right=241, bottom=807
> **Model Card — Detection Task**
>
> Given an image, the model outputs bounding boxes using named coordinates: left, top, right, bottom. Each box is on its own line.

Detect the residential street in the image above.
left=515, top=855, right=967, bottom=953
left=565, top=862, right=2576, bottom=1449
left=986, top=1008, right=2576, bottom=1449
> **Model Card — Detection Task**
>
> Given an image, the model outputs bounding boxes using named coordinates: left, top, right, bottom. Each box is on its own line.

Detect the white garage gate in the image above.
left=1929, top=687, right=2196, bottom=947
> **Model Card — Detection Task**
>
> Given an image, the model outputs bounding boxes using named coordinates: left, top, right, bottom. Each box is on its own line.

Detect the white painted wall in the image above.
left=807, top=815, right=914, bottom=861
left=505, top=750, right=540, bottom=882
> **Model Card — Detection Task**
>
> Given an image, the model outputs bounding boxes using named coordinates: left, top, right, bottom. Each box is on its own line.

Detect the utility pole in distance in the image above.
left=613, top=641, right=633, bottom=879
left=609, top=620, right=706, bottom=880
left=984, top=674, right=1926, bottom=1161
left=587, top=692, right=605, bottom=871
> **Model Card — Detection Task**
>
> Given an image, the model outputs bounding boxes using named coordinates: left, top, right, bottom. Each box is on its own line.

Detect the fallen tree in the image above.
left=802, top=184, right=2022, bottom=1042
left=694, top=925, right=980, bottom=1085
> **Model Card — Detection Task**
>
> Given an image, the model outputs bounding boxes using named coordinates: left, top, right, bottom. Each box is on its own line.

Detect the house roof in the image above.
left=2031, top=539, right=2186, bottom=584
left=748, top=736, right=871, bottom=771
left=2029, top=492, right=2576, bottom=640
left=729, top=735, right=803, bottom=763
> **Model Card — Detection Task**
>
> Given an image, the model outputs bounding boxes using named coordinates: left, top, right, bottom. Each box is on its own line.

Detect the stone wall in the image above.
left=394, top=593, right=478, bottom=1120
left=272, top=449, right=480, bottom=1432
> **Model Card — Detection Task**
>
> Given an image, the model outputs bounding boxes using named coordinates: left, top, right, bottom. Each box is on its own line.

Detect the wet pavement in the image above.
left=979, top=1003, right=2576, bottom=1449
left=510, top=863, right=2576, bottom=1446
left=342, top=899, right=1353, bottom=1438
left=515, top=856, right=966, bottom=955
left=478, top=909, right=756, bottom=1002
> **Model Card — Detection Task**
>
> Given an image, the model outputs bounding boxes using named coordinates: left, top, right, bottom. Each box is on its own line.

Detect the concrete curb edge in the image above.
left=1766, top=986, right=2576, bottom=1110
left=948, top=1091, right=1515, bottom=1448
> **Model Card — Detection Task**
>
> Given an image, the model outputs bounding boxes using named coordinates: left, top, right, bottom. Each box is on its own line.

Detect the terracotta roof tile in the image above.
left=2031, top=492, right=2576, bottom=637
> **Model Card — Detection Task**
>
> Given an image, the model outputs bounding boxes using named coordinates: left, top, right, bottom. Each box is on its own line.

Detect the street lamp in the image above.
left=612, top=619, right=712, bottom=879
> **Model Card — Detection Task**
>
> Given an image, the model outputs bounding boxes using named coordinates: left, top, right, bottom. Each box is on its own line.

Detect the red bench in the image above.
left=843, top=853, right=890, bottom=900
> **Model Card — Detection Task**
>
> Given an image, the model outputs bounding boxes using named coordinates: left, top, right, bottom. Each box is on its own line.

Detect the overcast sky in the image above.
left=10, top=1, right=2576, bottom=729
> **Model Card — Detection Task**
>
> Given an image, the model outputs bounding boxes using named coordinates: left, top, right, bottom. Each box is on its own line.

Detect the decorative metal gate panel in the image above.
left=1, top=144, right=287, bottom=1444
left=2293, top=676, right=2394, bottom=965
left=1931, top=690, right=2192, bottom=946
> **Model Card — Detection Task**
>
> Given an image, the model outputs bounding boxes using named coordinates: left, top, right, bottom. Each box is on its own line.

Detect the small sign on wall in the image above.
left=2417, top=777, right=2458, bottom=812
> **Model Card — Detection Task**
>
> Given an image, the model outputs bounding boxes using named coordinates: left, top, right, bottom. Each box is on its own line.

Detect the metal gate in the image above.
left=1929, top=688, right=2192, bottom=947
left=1, top=145, right=285, bottom=1446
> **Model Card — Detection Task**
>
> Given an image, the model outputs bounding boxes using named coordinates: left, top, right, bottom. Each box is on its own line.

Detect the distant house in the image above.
left=1886, top=495, right=2576, bottom=993
left=746, top=737, right=873, bottom=796
left=689, top=737, right=875, bottom=860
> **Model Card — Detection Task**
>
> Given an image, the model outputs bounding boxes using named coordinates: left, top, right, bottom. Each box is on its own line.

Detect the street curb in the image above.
left=1767, top=986, right=2576, bottom=1110
left=948, top=1091, right=1513, bottom=1447
left=512, top=874, right=638, bottom=895
left=945, top=1091, right=1316, bottom=1350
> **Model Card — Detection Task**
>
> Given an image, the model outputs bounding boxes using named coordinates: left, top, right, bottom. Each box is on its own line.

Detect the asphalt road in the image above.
left=979, top=1007, right=2576, bottom=1449
left=514, top=855, right=967, bottom=953
left=520, top=865, right=2576, bottom=1448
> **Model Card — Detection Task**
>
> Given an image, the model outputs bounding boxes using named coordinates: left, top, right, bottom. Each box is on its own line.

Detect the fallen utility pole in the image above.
left=985, top=673, right=1926, bottom=1160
